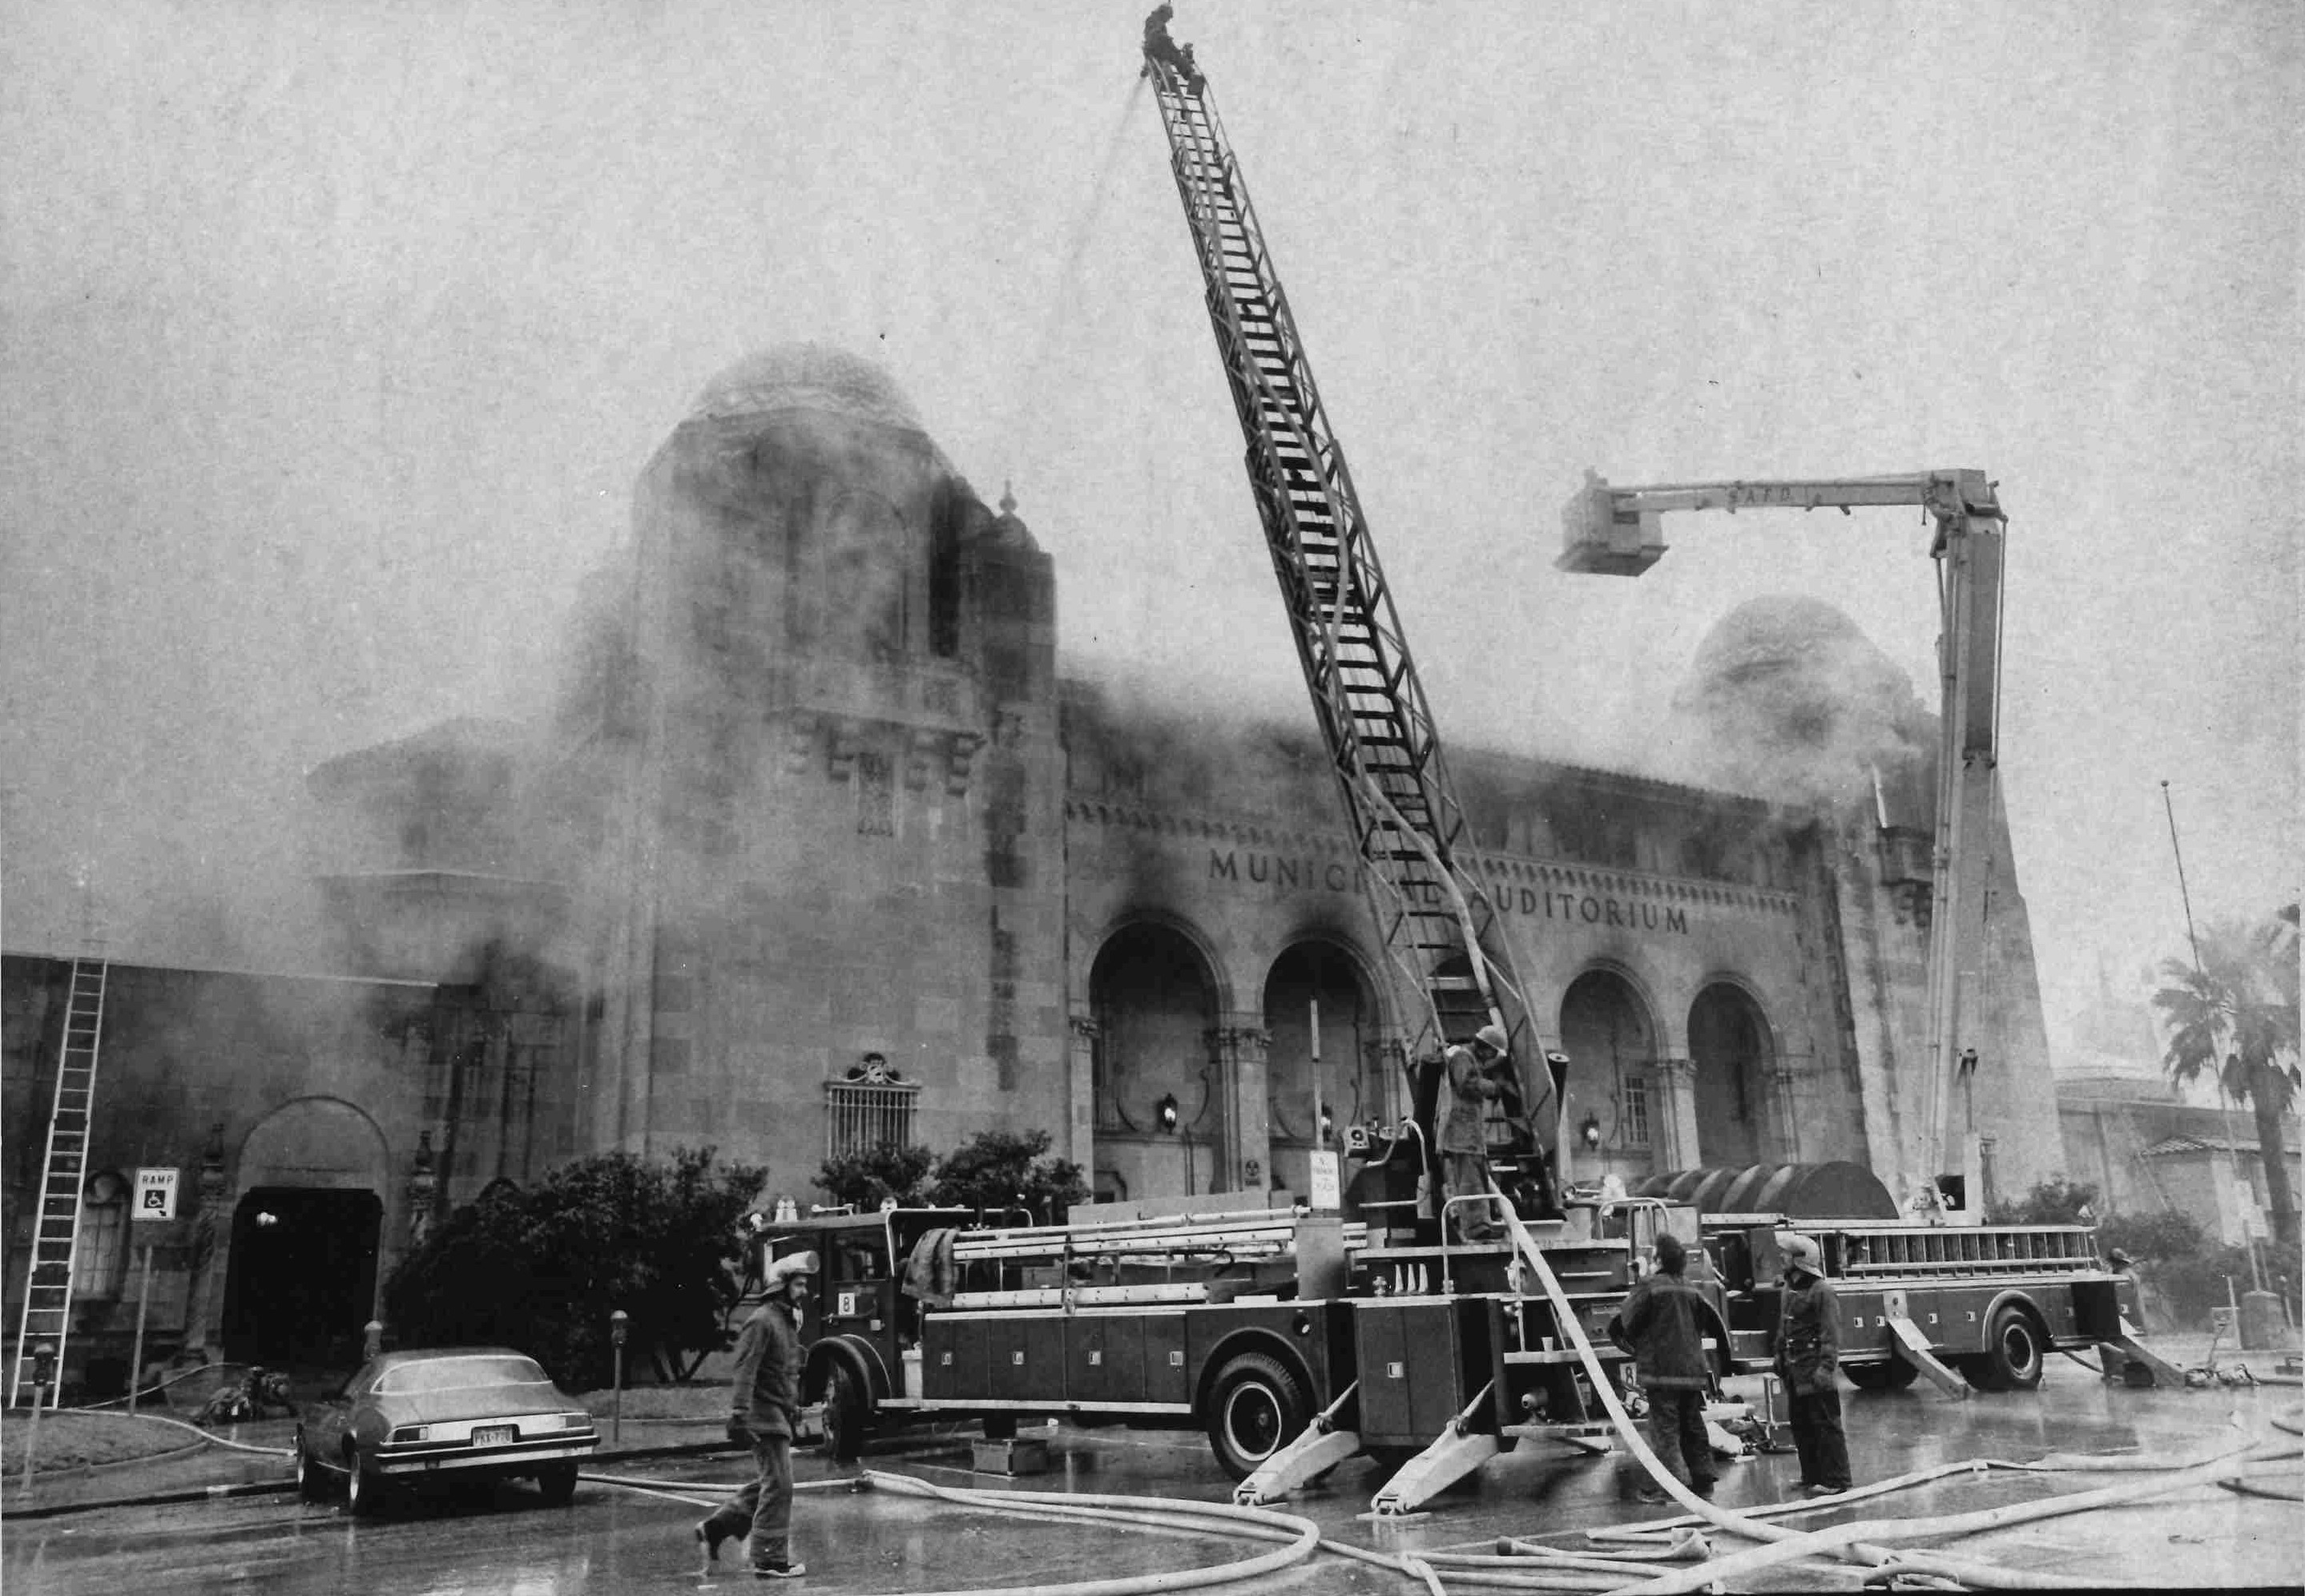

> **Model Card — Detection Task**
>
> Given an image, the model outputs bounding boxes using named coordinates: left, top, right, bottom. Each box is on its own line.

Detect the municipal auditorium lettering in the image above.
left=1207, top=848, right=1689, bottom=933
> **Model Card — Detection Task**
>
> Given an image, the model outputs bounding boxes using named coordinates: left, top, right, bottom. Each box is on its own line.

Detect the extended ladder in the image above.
left=1142, top=40, right=1550, bottom=1150
left=10, top=957, right=109, bottom=1407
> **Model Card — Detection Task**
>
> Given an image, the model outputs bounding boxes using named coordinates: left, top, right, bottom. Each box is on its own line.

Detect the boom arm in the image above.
left=1559, top=470, right=2007, bottom=1214
left=1142, top=16, right=1565, bottom=1205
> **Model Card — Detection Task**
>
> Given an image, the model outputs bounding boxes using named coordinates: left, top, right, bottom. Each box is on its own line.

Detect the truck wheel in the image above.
left=1846, top=1360, right=1919, bottom=1392
left=534, top=1461, right=578, bottom=1506
left=822, top=1363, right=868, bottom=1465
left=1979, top=1306, right=2045, bottom=1392
left=1364, top=1445, right=1420, bottom=1476
left=1204, top=1352, right=1309, bottom=1482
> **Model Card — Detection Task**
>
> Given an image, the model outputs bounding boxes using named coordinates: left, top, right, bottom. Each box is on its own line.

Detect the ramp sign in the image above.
left=133, top=1167, right=179, bottom=1222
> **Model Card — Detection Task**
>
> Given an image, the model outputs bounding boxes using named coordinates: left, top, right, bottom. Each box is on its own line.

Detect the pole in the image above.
left=127, top=1243, right=154, bottom=1419
left=2164, top=781, right=2256, bottom=1269
left=20, top=1399, right=39, bottom=1496
left=1308, top=998, right=1324, bottom=1150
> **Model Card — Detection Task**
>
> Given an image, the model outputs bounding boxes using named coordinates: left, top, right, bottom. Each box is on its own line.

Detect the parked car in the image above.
left=296, top=1347, right=600, bottom=1513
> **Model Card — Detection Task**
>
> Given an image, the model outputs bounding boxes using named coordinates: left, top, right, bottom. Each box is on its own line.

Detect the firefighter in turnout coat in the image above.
left=1608, top=1231, right=1717, bottom=1501
left=1775, top=1232, right=1852, bottom=1496
left=699, top=1249, right=817, bottom=1578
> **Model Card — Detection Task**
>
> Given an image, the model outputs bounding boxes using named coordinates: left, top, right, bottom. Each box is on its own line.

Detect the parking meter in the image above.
left=31, top=1341, right=55, bottom=1389
left=609, top=1310, right=629, bottom=1444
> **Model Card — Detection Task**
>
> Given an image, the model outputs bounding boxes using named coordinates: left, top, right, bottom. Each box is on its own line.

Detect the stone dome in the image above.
left=1683, top=595, right=1884, bottom=692
left=1671, top=594, right=1929, bottom=805
left=691, top=342, right=928, bottom=433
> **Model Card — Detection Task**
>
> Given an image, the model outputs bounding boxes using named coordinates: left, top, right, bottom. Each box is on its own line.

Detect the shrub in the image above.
left=816, top=1143, right=938, bottom=1211
left=813, top=1128, right=1087, bottom=1224
left=383, top=1147, right=767, bottom=1390
left=1985, top=1177, right=2098, bottom=1227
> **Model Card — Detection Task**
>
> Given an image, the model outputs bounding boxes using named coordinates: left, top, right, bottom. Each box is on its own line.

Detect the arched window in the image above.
left=74, top=1171, right=129, bottom=1296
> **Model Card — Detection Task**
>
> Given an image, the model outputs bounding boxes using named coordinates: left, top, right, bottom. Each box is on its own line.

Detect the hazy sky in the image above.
left=2, top=1, right=2295, bottom=1056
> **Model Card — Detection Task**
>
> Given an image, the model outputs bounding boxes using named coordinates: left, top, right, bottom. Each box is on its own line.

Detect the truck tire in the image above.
left=1204, top=1351, right=1309, bottom=1482
left=1845, top=1360, right=1919, bottom=1392
left=1977, top=1305, right=2045, bottom=1392
left=821, top=1362, right=868, bottom=1465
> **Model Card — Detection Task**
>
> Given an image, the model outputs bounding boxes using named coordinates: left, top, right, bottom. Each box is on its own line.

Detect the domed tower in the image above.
left=1666, top=597, right=2060, bottom=1211
left=545, top=344, right=1064, bottom=1178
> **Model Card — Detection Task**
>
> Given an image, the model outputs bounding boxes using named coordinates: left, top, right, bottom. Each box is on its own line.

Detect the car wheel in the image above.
left=295, top=1430, right=332, bottom=1501
left=1979, top=1306, right=2045, bottom=1392
left=347, top=1445, right=390, bottom=1517
left=1203, top=1351, right=1310, bottom=1482
left=534, top=1461, right=579, bottom=1507
left=822, top=1363, right=869, bottom=1465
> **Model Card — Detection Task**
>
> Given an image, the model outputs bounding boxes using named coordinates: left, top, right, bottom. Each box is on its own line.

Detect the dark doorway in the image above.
left=221, top=1187, right=382, bottom=1371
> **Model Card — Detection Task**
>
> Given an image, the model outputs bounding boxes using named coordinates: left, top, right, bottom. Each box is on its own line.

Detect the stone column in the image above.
left=1772, top=1059, right=1805, bottom=1164
left=1207, top=1017, right=1272, bottom=1194
left=1653, top=1057, right=1701, bottom=1173
left=1067, top=1014, right=1100, bottom=1174
left=179, top=1125, right=230, bottom=1360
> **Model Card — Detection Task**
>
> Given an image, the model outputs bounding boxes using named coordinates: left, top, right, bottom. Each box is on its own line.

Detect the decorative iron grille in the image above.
left=824, top=1055, right=919, bottom=1158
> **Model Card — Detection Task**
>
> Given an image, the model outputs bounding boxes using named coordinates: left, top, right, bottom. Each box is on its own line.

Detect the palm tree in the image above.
left=2152, top=904, right=2302, bottom=1251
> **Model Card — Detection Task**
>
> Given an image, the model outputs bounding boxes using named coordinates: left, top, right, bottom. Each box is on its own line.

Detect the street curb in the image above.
left=4, top=1435, right=213, bottom=1483
left=0, top=1437, right=748, bottom=1521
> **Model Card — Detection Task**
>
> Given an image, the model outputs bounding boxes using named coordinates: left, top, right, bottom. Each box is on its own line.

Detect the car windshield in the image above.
left=373, top=1355, right=553, bottom=1396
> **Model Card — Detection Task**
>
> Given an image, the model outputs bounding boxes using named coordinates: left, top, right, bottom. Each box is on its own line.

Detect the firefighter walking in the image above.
left=699, top=1250, right=818, bottom=1579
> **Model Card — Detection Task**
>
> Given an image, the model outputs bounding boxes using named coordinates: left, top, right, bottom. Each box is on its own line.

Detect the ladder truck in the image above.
left=752, top=1192, right=1709, bottom=1512
left=1557, top=470, right=2010, bottom=1218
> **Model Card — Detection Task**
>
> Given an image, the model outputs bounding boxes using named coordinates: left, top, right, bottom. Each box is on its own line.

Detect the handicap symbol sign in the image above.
left=134, top=1167, right=179, bottom=1222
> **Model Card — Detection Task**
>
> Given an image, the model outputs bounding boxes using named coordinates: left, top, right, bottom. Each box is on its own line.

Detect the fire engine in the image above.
left=752, top=1191, right=1709, bottom=1511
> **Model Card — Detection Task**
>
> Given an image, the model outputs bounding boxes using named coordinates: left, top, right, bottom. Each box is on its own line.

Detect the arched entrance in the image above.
left=1262, top=941, right=1377, bottom=1200
left=1558, top=970, right=1659, bottom=1179
left=220, top=1098, right=390, bottom=1369
left=221, top=1188, right=383, bottom=1368
left=1689, top=983, right=1777, bottom=1167
left=1090, top=922, right=1219, bottom=1201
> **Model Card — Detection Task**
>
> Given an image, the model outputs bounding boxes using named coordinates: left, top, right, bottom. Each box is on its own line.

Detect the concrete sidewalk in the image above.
left=0, top=1413, right=743, bottom=1520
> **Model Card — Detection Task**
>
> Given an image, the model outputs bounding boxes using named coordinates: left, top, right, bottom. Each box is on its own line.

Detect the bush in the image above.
left=930, top=1128, right=1087, bottom=1223
left=814, top=1128, right=1087, bottom=1224
left=817, top=1143, right=938, bottom=1211
left=1985, top=1177, right=2099, bottom=1227
left=383, top=1147, right=767, bottom=1391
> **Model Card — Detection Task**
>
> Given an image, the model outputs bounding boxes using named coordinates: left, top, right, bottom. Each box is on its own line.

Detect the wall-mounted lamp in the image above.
left=1578, top=1114, right=1602, bottom=1151
left=1156, top=1093, right=1180, bottom=1134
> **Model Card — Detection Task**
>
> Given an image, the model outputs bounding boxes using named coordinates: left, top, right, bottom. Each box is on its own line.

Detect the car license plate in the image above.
left=471, top=1425, right=517, bottom=1446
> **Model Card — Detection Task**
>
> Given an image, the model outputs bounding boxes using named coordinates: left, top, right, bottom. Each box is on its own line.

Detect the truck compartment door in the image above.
left=1354, top=1300, right=1462, bottom=1442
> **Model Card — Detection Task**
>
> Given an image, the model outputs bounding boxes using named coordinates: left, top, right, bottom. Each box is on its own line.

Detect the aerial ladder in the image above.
left=1558, top=470, right=2009, bottom=1217
left=1140, top=11, right=1564, bottom=1217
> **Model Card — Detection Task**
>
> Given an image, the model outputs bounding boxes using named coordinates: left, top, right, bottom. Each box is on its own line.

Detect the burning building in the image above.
left=2, top=344, right=2060, bottom=1387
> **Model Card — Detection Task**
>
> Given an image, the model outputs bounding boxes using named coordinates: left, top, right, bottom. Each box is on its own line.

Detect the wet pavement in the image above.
left=4, top=1362, right=2299, bottom=1593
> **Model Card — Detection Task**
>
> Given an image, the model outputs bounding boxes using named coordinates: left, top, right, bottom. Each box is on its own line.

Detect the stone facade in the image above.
left=1, top=345, right=2069, bottom=1390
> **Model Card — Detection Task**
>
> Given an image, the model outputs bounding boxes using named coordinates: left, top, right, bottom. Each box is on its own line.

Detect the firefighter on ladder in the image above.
left=1441, top=1024, right=1513, bottom=1243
